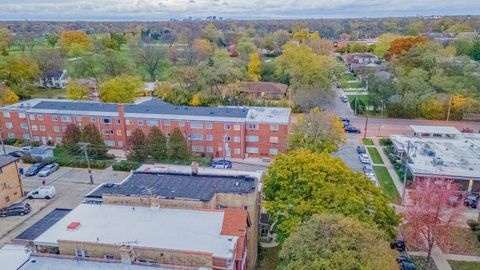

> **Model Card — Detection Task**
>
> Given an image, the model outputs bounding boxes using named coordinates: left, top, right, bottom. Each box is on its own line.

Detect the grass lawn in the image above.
left=449, top=260, right=480, bottom=270
left=367, top=147, right=384, bottom=164
left=341, top=81, right=364, bottom=89
left=341, top=72, right=357, bottom=81
left=446, top=227, right=480, bottom=256
left=373, top=166, right=401, bottom=204
left=29, top=87, right=66, bottom=99
left=411, top=256, right=438, bottom=270
left=257, top=246, right=280, bottom=270
left=362, top=138, right=374, bottom=145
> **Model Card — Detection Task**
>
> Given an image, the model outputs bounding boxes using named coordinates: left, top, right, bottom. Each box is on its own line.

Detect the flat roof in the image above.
left=34, top=204, right=237, bottom=259
left=0, top=244, right=30, bottom=270
left=391, top=134, right=480, bottom=180
left=16, top=209, right=71, bottom=241
left=245, top=107, right=290, bottom=124
left=86, top=164, right=260, bottom=201
left=0, top=155, right=19, bottom=168
left=410, top=125, right=461, bottom=135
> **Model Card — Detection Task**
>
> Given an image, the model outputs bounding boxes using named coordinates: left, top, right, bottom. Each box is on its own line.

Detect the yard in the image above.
left=449, top=260, right=480, bottom=270
left=367, top=147, right=384, bottom=164
left=362, top=138, right=374, bottom=145
left=257, top=246, right=280, bottom=270
left=411, top=256, right=438, bottom=270
left=445, top=227, right=480, bottom=256
left=373, top=166, right=401, bottom=204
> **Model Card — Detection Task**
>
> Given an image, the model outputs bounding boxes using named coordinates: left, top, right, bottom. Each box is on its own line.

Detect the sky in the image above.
left=0, top=0, right=479, bottom=21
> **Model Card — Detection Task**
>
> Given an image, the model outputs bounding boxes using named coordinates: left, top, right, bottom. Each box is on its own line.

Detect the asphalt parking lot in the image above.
left=333, top=133, right=364, bottom=172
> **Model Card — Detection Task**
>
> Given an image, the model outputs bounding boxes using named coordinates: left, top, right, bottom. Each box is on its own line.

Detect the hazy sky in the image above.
left=0, top=0, right=479, bottom=20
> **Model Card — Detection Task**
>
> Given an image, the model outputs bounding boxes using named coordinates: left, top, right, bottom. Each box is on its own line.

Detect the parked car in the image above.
left=464, top=194, right=480, bottom=208
left=367, top=174, right=379, bottom=187
left=356, top=145, right=366, bottom=154
left=0, top=203, right=31, bottom=217
left=449, top=193, right=462, bottom=207
left=24, top=162, right=46, bottom=177
left=27, top=186, right=56, bottom=199
left=7, top=151, right=27, bottom=158
left=340, top=95, right=349, bottom=103
left=390, top=238, right=406, bottom=252
left=38, top=163, right=59, bottom=177
left=397, top=256, right=416, bottom=270
left=359, top=154, right=371, bottom=164
left=339, top=117, right=350, bottom=123
left=211, top=159, right=232, bottom=169
left=363, top=165, right=375, bottom=175
left=345, top=126, right=361, bottom=133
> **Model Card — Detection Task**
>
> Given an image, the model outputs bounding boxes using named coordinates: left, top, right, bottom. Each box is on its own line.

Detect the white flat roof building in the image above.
left=410, top=125, right=462, bottom=138
left=34, top=204, right=238, bottom=260
left=245, top=107, right=291, bottom=124
left=0, top=244, right=30, bottom=270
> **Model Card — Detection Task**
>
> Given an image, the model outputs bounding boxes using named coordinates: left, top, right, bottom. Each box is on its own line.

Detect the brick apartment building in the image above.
left=85, top=164, right=262, bottom=270
left=0, top=155, right=23, bottom=209
left=0, top=98, right=291, bottom=159
left=33, top=204, right=250, bottom=270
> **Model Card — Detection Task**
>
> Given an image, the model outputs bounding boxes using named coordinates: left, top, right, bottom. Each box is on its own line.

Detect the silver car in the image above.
left=37, top=163, right=59, bottom=177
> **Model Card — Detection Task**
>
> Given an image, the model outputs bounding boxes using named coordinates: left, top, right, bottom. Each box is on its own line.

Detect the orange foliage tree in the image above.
left=385, top=36, right=429, bottom=60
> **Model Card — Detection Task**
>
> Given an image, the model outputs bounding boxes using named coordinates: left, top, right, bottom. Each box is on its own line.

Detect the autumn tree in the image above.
left=385, top=36, right=429, bottom=60
left=374, top=33, right=400, bottom=58
left=59, top=30, right=93, bottom=54
left=33, top=48, right=64, bottom=88
left=0, top=84, right=19, bottom=106
left=146, top=127, right=167, bottom=161
left=134, top=44, right=168, bottom=81
left=289, top=108, right=345, bottom=153
left=192, top=39, right=214, bottom=63
left=202, top=23, right=224, bottom=45
left=81, top=123, right=109, bottom=159
left=0, top=55, right=40, bottom=91
left=99, top=75, right=143, bottom=103
left=168, top=127, right=190, bottom=161
left=153, top=83, right=174, bottom=102
left=403, top=179, right=462, bottom=264
left=247, top=52, right=262, bottom=81
left=66, top=81, right=90, bottom=100
left=189, top=94, right=202, bottom=106
left=273, top=30, right=291, bottom=48
left=237, top=38, right=257, bottom=60
left=62, top=123, right=82, bottom=153
left=100, top=49, right=133, bottom=77
left=0, top=27, right=12, bottom=55
left=128, top=129, right=147, bottom=162
left=280, top=214, right=398, bottom=270
left=264, top=150, right=400, bottom=242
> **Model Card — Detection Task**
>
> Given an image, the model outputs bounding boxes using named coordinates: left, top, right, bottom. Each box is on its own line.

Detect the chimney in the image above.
left=191, top=162, right=199, bottom=175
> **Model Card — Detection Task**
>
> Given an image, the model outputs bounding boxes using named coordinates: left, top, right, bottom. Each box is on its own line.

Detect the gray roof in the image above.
left=33, top=101, right=118, bottom=112
left=30, top=147, right=52, bottom=155
left=0, top=155, right=19, bottom=168
left=86, top=172, right=257, bottom=201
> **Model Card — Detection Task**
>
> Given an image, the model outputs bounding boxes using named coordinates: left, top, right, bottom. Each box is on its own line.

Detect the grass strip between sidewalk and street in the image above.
left=367, top=147, right=384, bottom=164
left=362, top=138, right=374, bottom=145
left=373, top=166, right=401, bottom=204
left=448, top=260, right=480, bottom=270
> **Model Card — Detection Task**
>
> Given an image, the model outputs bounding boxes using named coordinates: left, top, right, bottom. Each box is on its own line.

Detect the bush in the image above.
left=21, top=154, right=37, bottom=164
left=31, top=141, right=40, bottom=147
left=467, top=219, right=480, bottom=231
left=475, top=230, right=480, bottom=242
left=379, top=138, right=393, bottom=146
left=2, top=138, right=18, bottom=145
left=112, top=160, right=141, bottom=172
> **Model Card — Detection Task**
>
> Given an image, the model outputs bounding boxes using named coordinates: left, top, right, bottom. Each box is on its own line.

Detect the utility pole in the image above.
left=401, top=141, right=412, bottom=206
left=377, top=100, right=384, bottom=137
left=79, top=142, right=94, bottom=185
left=0, top=129, right=6, bottom=155
left=446, top=95, right=452, bottom=122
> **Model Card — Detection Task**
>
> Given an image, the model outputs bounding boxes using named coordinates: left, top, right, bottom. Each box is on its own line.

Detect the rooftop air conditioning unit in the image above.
left=432, top=157, right=444, bottom=166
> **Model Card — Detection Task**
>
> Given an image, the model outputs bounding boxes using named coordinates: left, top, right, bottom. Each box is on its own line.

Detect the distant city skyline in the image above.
left=0, top=0, right=479, bottom=21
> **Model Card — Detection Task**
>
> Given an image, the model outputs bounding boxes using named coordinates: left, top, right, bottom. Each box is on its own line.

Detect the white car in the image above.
left=37, top=163, right=59, bottom=177
left=359, top=154, right=371, bottom=164
left=367, top=175, right=379, bottom=187
left=27, top=186, right=56, bottom=200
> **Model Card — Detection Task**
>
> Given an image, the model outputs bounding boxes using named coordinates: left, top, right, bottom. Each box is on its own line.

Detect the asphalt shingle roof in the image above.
left=33, top=101, right=118, bottom=112
left=0, top=155, right=19, bottom=168
left=86, top=172, right=257, bottom=201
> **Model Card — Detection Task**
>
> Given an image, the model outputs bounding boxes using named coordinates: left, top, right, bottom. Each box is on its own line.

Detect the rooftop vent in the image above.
left=67, top=222, right=81, bottom=230
left=432, top=157, right=444, bottom=166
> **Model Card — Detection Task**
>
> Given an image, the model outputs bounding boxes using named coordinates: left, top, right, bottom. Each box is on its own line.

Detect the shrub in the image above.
left=112, top=160, right=141, bottom=172
left=379, top=138, right=393, bottom=146
left=467, top=219, right=480, bottom=231
left=475, top=230, right=480, bottom=242
left=2, top=138, right=18, bottom=145
left=31, top=141, right=40, bottom=147
left=21, top=154, right=37, bottom=164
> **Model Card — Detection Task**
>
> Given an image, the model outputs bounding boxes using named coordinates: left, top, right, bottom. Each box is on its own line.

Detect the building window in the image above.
left=234, top=124, right=240, bottom=131
left=246, top=135, right=259, bottom=142
left=90, top=117, right=97, bottom=123
left=137, top=120, right=144, bottom=126
left=270, top=124, right=279, bottom=131
left=234, top=148, right=241, bottom=154
left=7, top=133, right=15, bottom=139
left=52, top=115, right=58, bottom=122
left=54, top=126, right=61, bottom=132
left=75, top=116, right=82, bottom=122
left=33, top=136, right=40, bottom=142
left=270, top=136, right=279, bottom=143
left=206, top=122, right=212, bottom=129
left=104, top=255, right=115, bottom=260
left=18, top=113, right=26, bottom=119
left=246, top=147, right=259, bottom=154
left=103, top=129, right=114, bottom=135
left=21, top=123, right=28, bottom=129
left=146, top=120, right=158, bottom=127
left=125, top=119, right=132, bottom=125
left=23, top=134, right=30, bottom=141
left=234, top=136, right=240, bottom=142
left=207, top=146, right=213, bottom=153
left=191, top=134, right=203, bottom=141
left=102, top=118, right=112, bottom=124
left=29, top=114, right=35, bottom=120
left=31, top=125, right=38, bottom=131
left=117, top=141, right=123, bottom=147
left=269, top=148, right=278, bottom=155
left=126, top=130, right=132, bottom=136
left=206, top=134, right=213, bottom=141
left=115, top=118, right=121, bottom=125
left=247, top=124, right=259, bottom=130
left=191, top=121, right=203, bottom=129
left=39, top=125, right=46, bottom=132
left=104, top=140, right=115, bottom=147
left=61, top=115, right=71, bottom=122
left=37, top=114, right=44, bottom=121
left=224, top=124, right=231, bottom=130
left=192, top=146, right=205, bottom=152
left=5, top=122, right=13, bottom=129
left=178, top=121, right=185, bottom=127
left=3, top=112, right=10, bottom=118
left=164, top=119, right=171, bottom=126
left=56, top=137, right=62, bottom=144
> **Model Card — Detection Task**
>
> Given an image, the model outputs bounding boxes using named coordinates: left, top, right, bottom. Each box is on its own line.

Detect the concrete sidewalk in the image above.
left=372, top=138, right=404, bottom=196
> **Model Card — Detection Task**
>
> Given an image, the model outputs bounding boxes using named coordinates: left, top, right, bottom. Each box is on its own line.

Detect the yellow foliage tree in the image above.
left=99, top=75, right=143, bottom=103
left=247, top=52, right=262, bottom=81
left=66, top=81, right=90, bottom=100
left=59, top=30, right=93, bottom=54
left=373, top=33, right=400, bottom=58
left=189, top=94, right=202, bottom=106
left=153, top=83, right=174, bottom=103
left=450, top=94, right=477, bottom=120
left=309, top=31, right=320, bottom=41
left=0, top=85, right=19, bottom=105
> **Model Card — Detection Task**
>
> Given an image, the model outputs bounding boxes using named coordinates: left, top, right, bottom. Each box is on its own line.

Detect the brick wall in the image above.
left=0, top=161, right=23, bottom=209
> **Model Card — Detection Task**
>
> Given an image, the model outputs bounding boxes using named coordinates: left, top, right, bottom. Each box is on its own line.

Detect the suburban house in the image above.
left=391, top=125, right=480, bottom=192
left=29, top=147, right=54, bottom=161
left=38, top=69, right=68, bottom=89
left=0, top=155, right=23, bottom=209
left=0, top=98, right=291, bottom=159
left=32, top=203, right=250, bottom=270
left=220, top=82, right=289, bottom=100
left=85, top=163, right=262, bottom=269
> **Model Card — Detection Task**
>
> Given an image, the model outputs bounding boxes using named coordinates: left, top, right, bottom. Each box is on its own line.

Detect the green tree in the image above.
left=146, top=127, right=167, bottom=161
left=237, top=38, right=257, bottom=59
left=288, top=108, right=345, bottom=153
left=366, top=74, right=395, bottom=111
left=0, top=27, right=12, bottom=55
left=263, top=150, right=400, bottom=242
left=279, top=214, right=398, bottom=270
left=168, top=127, right=190, bottom=161
left=81, top=124, right=109, bottom=159
left=470, top=39, right=480, bottom=62
left=134, top=44, right=169, bottom=81
left=0, top=55, right=40, bottom=90
left=247, top=52, right=262, bottom=81
left=128, top=129, right=147, bottom=162
left=99, top=75, right=143, bottom=103
left=45, top=34, right=59, bottom=48
left=374, top=33, right=400, bottom=58
left=66, top=81, right=90, bottom=100
left=452, top=38, right=473, bottom=56
left=62, top=123, right=82, bottom=153
left=393, top=68, right=434, bottom=118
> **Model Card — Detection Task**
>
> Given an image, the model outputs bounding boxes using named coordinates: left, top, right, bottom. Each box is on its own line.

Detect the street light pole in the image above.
left=401, top=141, right=412, bottom=205
left=79, top=142, right=94, bottom=185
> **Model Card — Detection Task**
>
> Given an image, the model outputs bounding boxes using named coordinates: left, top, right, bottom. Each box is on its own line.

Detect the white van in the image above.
left=26, top=186, right=56, bottom=199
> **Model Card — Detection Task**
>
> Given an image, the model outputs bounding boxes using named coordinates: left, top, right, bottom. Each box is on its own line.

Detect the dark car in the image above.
left=399, top=260, right=416, bottom=270
left=7, top=151, right=27, bottom=158
left=390, top=239, right=406, bottom=252
left=340, top=117, right=350, bottom=123
left=397, top=255, right=414, bottom=264
left=0, top=203, right=31, bottom=217
left=345, top=126, right=361, bottom=133
left=24, top=162, right=46, bottom=177
left=464, top=194, right=480, bottom=208
left=356, top=145, right=366, bottom=154
left=211, top=159, right=232, bottom=169
left=449, top=193, right=462, bottom=207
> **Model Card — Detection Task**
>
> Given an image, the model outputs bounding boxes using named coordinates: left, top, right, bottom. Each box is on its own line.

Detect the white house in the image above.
left=39, top=69, right=68, bottom=89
